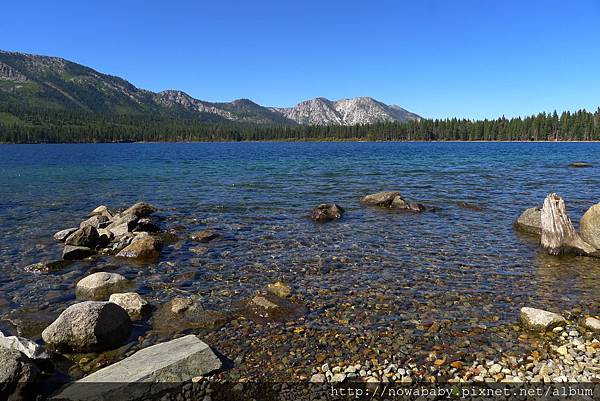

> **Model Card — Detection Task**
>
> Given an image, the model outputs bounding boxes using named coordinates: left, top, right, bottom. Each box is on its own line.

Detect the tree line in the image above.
left=1, top=103, right=599, bottom=143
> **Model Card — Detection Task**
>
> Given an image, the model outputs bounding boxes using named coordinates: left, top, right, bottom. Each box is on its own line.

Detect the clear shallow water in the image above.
left=1, top=142, right=600, bottom=375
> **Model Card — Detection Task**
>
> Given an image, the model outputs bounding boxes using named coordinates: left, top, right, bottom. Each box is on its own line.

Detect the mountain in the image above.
left=272, top=97, right=421, bottom=125
left=0, top=50, right=421, bottom=125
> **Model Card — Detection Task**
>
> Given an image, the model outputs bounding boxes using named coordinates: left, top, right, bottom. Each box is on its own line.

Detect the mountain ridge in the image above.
left=0, top=49, right=421, bottom=126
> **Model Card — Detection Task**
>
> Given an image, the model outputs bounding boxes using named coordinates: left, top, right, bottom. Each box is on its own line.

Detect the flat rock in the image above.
left=190, top=229, right=220, bottom=243
left=109, top=293, right=148, bottom=319
left=53, top=227, right=78, bottom=242
left=514, top=207, right=542, bottom=235
left=0, top=347, right=39, bottom=400
left=584, top=317, right=600, bottom=332
left=580, top=203, right=600, bottom=249
left=116, top=236, right=160, bottom=260
left=0, top=330, right=50, bottom=359
left=63, top=245, right=94, bottom=260
left=53, top=335, right=221, bottom=401
left=76, top=272, right=130, bottom=301
left=64, top=226, right=99, bottom=248
left=520, top=307, right=566, bottom=331
left=42, top=301, right=131, bottom=352
left=310, top=203, right=344, bottom=222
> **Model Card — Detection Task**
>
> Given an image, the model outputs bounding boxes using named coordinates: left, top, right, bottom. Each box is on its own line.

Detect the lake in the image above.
left=1, top=141, right=600, bottom=380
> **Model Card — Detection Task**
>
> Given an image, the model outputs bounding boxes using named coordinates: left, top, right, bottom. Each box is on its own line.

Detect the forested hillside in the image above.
left=1, top=103, right=598, bottom=143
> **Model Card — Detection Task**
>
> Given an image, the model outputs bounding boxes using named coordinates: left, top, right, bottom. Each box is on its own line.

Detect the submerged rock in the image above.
left=64, top=226, right=100, bottom=248
left=42, top=301, right=131, bottom=352
left=514, top=207, right=542, bottom=235
left=116, top=236, right=161, bottom=260
left=54, top=335, right=221, bottom=401
left=76, top=272, right=130, bottom=301
left=310, top=203, right=344, bottom=222
left=568, top=162, right=593, bottom=168
left=267, top=281, right=292, bottom=298
left=190, top=229, right=220, bottom=243
left=24, top=260, right=72, bottom=273
left=520, top=307, right=566, bottom=331
left=243, top=293, right=305, bottom=323
left=63, top=245, right=94, bottom=261
left=109, top=293, right=148, bottom=320
left=152, top=299, right=230, bottom=336
left=0, top=348, right=39, bottom=400
left=0, top=330, right=50, bottom=360
left=580, top=203, right=600, bottom=250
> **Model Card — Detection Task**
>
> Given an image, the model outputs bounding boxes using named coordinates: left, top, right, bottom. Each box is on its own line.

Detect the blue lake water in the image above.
left=1, top=142, right=600, bottom=374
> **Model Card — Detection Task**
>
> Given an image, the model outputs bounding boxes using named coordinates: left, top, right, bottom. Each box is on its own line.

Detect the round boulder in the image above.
left=76, top=272, right=130, bottom=301
left=41, top=301, right=132, bottom=352
left=514, top=207, right=542, bottom=235
left=580, top=203, right=600, bottom=249
left=311, top=203, right=344, bottom=222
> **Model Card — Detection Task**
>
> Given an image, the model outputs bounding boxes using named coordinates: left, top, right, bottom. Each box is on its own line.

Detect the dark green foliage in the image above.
left=0, top=105, right=599, bottom=143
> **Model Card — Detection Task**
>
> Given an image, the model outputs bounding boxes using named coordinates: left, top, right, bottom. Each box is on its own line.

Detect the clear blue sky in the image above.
left=2, top=0, right=599, bottom=119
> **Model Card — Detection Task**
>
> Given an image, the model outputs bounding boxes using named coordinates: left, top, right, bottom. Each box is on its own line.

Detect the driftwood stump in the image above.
left=540, top=193, right=598, bottom=256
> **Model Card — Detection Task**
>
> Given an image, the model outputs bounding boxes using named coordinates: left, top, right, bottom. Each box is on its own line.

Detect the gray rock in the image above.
left=64, top=226, right=99, bottom=248
left=0, top=348, right=39, bottom=401
left=76, top=272, right=130, bottom=301
left=89, top=205, right=112, bottom=218
left=583, top=317, right=600, bottom=332
left=310, top=203, right=344, bottom=222
left=0, top=330, right=50, bottom=359
left=580, top=203, right=600, bottom=250
left=520, top=307, right=566, bottom=331
left=53, top=227, right=78, bottom=242
left=63, top=245, right=94, bottom=260
left=42, top=301, right=131, bottom=352
left=53, top=335, right=221, bottom=401
left=109, top=293, right=148, bottom=319
left=360, top=191, right=401, bottom=207
left=79, top=214, right=110, bottom=229
left=514, top=207, right=542, bottom=235
left=106, top=214, right=138, bottom=238
left=122, top=202, right=156, bottom=218
left=116, top=236, right=161, bottom=260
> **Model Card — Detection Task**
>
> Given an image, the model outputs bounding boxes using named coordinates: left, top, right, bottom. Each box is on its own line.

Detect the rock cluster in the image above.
left=360, top=191, right=427, bottom=212
left=52, top=202, right=163, bottom=261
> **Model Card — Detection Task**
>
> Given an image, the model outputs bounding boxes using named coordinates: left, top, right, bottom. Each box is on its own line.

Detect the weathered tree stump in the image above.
left=540, top=193, right=598, bottom=256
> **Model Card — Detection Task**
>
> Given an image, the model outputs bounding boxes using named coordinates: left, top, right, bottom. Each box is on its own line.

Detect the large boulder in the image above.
left=41, top=301, right=132, bottom=352
left=0, top=348, right=39, bottom=401
left=64, top=226, right=99, bottom=248
left=310, top=203, right=344, bottom=222
left=116, top=236, right=161, bottom=260
left=62, top=246, right=94, bottom=261
left=53, top=335, right=221, bottom=401
left=520, top=307, right=566, bottom=331
left=76, top=272, right=131, bottom=301
left=580, top=203, right=600, bottom=250
left=108, top=293, right=148, bottom=320
left=514, top=207, right=542, bottom=235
